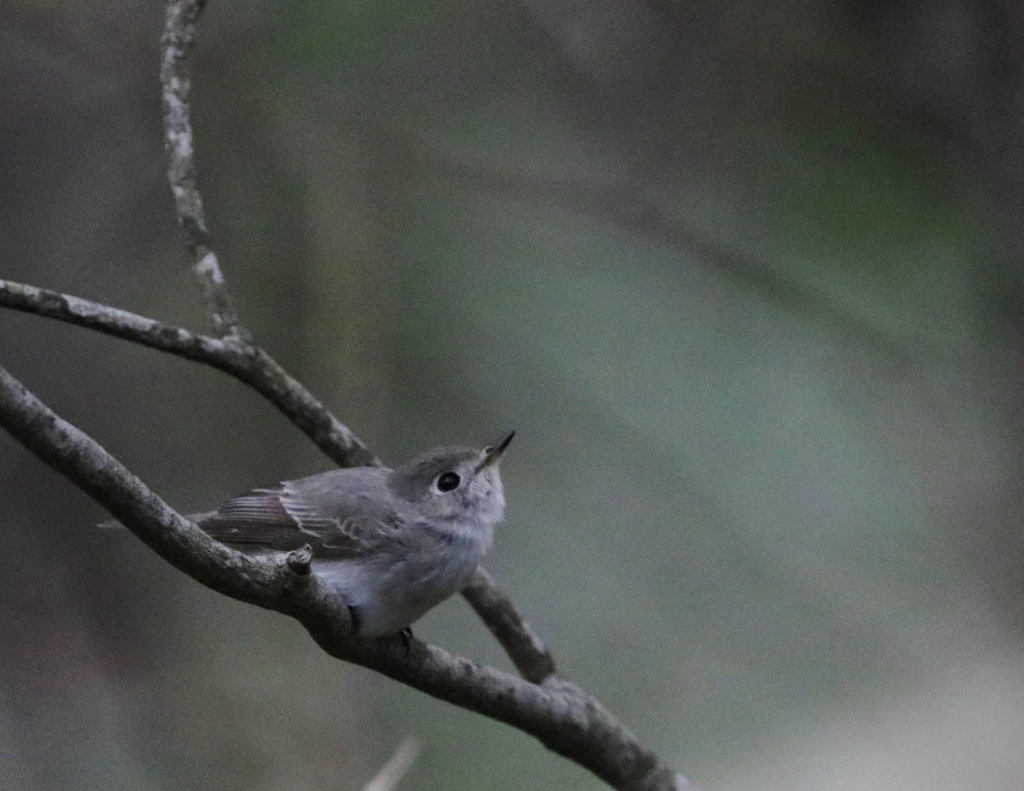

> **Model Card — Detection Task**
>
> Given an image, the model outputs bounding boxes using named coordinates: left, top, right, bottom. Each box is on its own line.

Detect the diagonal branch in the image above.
left=0, top=363, right=689, bottom=791
left=361, top=737, right=420, bottom=791
left=0, top=278, right=378, bottom=469
left=463, top=566, right=557, bottom=684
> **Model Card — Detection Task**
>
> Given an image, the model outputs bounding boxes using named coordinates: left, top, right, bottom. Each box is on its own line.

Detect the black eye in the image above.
left=436, top=471, right=461, bottom=492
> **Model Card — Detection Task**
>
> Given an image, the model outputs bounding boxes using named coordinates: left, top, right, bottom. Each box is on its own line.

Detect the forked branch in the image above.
left=0, top=0, right=696, bottom=789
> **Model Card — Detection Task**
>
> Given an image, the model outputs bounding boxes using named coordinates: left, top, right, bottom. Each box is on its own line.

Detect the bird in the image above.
left=168, top=431, right=514, bottom=637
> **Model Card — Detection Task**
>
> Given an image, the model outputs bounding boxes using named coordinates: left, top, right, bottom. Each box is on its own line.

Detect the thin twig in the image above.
left=362, top=737, right=420, bottom=791
left=160, top=0, right=245, bottom=339
left=463, top=567, right=557, bottom=684
left=0, top=278, right=231, bottom=361
left=0, top=278, right=378, bottom=469
left=0, top=363, right=688, bottom=791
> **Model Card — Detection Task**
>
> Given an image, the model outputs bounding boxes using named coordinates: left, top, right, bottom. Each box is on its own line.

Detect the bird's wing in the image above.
left=198, top=477, right=400, bottom=559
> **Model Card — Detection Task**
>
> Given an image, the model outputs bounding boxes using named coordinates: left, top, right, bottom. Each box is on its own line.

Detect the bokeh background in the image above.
left=3, top=1, right=1024, bottom=789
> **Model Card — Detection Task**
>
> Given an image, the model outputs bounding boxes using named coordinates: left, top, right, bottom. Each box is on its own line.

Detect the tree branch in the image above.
left=161, top=0, right=245, bottom=339
left=0, top=363, right=689, bottom=791
left=463, top=566, right=557, bottom=684
left=361, top=737, right=420, bottom=791
left=0, top=277, right=378, bottom=468
left=0, top=0, right=697, bottom=787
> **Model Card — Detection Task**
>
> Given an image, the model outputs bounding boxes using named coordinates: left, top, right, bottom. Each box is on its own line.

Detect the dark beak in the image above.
left=477, top=430, right=515, bottom=472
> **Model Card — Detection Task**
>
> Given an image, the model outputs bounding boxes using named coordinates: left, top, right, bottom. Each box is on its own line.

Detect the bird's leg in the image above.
left=346, top=605, right=363, bottom=636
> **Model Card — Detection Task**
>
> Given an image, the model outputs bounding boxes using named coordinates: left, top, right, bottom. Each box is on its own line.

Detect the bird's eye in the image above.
left=436, top=471, right=461, bottom=492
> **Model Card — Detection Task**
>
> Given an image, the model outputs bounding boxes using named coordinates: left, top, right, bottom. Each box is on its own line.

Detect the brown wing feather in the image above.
left=197, top=482, right=392, bottom=559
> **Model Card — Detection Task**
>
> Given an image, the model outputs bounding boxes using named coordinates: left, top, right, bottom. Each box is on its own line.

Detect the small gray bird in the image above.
left=190, top=431, right=514, bottom=637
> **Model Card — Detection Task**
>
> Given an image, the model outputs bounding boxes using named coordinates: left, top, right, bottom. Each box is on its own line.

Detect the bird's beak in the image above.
left=476, top=430, right=515, bottom=473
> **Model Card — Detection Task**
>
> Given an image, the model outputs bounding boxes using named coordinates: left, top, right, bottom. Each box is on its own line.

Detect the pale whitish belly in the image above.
left=311, top=551, right=481, bottom=637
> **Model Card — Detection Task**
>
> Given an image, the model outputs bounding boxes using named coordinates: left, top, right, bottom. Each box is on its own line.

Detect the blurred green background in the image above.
left=3, top=1, right=1024, bottom=789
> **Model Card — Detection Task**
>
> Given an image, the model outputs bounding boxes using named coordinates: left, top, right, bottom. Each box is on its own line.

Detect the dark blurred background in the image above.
left=3, top=0, right=1024, bottom=789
